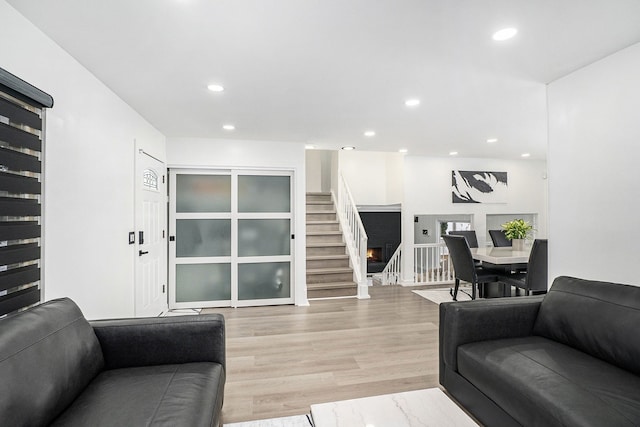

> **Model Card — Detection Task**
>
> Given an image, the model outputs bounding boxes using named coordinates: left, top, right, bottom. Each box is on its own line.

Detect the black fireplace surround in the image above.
left=360, top=212, right=401, bottom=273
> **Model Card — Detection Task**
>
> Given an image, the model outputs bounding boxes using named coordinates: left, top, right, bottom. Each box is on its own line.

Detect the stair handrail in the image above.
left=382, top=244, right=402, bottom=285
left=332, top=173, right=369, bottom=299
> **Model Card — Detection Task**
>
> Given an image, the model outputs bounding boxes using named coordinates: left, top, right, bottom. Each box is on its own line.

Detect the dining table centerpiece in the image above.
left=501, top=219, right=533, bottom=251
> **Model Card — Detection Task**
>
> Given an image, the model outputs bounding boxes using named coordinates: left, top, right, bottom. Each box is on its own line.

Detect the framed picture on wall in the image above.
left=452, top=170, right=508, bottom=203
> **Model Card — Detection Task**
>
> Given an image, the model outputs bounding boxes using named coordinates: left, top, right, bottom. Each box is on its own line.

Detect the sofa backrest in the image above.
left=533, top=276, right=640, bottom=375
left=0, top=298, right=104, bottom=426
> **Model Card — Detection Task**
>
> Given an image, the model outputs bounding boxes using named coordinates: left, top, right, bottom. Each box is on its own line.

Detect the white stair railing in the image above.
left=414, top=243, right=455, bottom=285
left=333, top=174, right=369, bottom=299
left=382, top=244, right=402, bottom=285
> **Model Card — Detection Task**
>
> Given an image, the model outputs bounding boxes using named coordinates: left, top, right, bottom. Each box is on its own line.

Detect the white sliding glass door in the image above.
left=169, top=169, right=294, bottom=308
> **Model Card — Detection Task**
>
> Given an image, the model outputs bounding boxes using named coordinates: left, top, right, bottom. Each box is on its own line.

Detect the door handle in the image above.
left=139, top=250, right=149, bottom=256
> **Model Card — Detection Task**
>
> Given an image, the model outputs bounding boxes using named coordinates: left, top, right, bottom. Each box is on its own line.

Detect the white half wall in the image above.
left=1, top=0, right=166, bottom=319
left=548, top=42, right=640, bottom=286
left=402, top=156, right=548, bottom=282
left=167, top=137, right=308, bottom=305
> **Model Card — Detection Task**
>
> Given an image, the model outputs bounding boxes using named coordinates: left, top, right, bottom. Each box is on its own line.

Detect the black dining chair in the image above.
left=449, top=230, right=482, bottom=267
left=499, top=239, right=548, bottom=296
left=448, top=230, right=479, bottom=248
left=442, top=235, right=499, bottom=300
left=489, top=229, right=512, bottom=247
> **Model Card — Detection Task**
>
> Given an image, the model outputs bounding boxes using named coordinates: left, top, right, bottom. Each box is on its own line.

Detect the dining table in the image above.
left=471, top=246, right=531, bottom=265
left=471, top=246, right=532, bottom=296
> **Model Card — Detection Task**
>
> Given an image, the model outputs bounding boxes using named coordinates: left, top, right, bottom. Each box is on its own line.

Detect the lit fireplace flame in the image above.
left=366, top=249, right=374, bottom=259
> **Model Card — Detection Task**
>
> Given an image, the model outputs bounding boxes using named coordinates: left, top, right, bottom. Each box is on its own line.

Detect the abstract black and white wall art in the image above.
left=452, top=171, right=508, bottom=203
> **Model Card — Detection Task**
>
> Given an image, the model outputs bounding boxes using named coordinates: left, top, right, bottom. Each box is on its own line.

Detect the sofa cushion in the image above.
left=457, top=336, right=640, bottom=427
left=50, top=362, right=225, bottom=427
left=533, top=276, right=640, bottom=376
left=0, top=298, right=104, bottom=426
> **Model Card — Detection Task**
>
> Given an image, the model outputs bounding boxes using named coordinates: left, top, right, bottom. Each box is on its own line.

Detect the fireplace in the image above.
left=367, top=246, right=389, bottom=273
left=367, top=247, right=383, bottom=263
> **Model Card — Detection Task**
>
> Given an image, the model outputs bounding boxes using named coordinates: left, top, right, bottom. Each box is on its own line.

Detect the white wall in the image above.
left=305, top=149, right=332, bottom=192
left=338, top=150, right=404, bottom=206
left=167, top=137, right=308, bottom=305
left=1, top=0, right=166, bottom=319
left=402, top=156, right=548, bottom=282
left=547, top=42, right=640, bottom=286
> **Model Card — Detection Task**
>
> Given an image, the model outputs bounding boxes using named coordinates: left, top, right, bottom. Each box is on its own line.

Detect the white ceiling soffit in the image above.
left=7, top=0, right=640, bottom=159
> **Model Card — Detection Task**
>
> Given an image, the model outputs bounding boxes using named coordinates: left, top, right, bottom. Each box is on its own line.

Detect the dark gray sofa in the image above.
left=440, top=276, right=640, bottom=427
left=0, top=298, right=225, bottom=427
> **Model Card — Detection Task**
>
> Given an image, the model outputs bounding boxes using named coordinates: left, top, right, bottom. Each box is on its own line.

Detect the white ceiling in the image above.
left=7, top=0, right=640, bottom=159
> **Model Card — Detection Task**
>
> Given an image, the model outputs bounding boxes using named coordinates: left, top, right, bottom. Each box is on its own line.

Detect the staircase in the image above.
left=306, top=192, right=358, bottom=298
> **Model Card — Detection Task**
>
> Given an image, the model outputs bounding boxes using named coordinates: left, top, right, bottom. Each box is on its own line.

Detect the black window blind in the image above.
left=0, top=67, right=53, bottom=317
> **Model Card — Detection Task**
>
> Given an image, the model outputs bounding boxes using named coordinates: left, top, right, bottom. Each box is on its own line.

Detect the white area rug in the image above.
left=413, top=287, right=472, bottom=304
left=224, top=415, right=312, bottom=427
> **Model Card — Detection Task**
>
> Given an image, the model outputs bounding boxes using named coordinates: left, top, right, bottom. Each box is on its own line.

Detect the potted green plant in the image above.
left=501, top=219, right=533, bottom=251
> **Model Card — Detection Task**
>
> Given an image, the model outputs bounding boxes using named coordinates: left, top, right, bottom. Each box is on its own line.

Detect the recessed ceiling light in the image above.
left=405, top=99, right=421, bottom=107
left=364, top=131, right=376, bottom=137
left=449, top=151, right=458, bottom=156
left=342, top=146, right=355, bottom=151
left=399, top=148, right=408, bottom=153
left=492, top=28, right=518, bottom=41
left=305, top=144, right=316, bottom=150
left=207, top=84, right=224, bottom=92
left=487, top=138, right=498, bottom=143
left=222, top=124, right=235, bottom=130
left=521, top=153, right=531, bottom=158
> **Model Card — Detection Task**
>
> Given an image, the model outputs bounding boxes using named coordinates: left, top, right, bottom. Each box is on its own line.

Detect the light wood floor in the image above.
left=202, top=284, right=442, bottom=424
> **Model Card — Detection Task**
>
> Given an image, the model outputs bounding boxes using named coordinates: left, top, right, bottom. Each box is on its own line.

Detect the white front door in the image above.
left=134, top=145, right=167, bottom=317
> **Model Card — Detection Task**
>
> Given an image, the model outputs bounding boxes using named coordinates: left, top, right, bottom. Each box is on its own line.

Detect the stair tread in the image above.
left=307, top=220, right=339, bottom=224
left=306, top=192, right=331, bottom=195
left=306, top=231, right=342, bottom=235
left=306, top=242, right=346, bottom=247
left=306, top=200, right=334, bottom=205
left=307, top=282, right=357, bottom=290
left=307, top=267, right=353, bottom=274
left=307, top=254, right=349, bottom=260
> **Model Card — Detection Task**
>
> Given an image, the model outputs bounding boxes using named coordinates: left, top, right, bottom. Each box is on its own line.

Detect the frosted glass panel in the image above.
left=177, top=219, right=231, bottom=257
left=238, top=262, right=290, bottom=300
left=176, top=174, right=231, bottom=212
left=238, top=219, right=290, bottom=257
left=176, top=263, right=231, bottom=302
left=238, top=175, right=290, bottom=213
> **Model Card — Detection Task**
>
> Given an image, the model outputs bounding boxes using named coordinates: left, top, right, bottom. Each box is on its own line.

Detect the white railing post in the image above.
left=333, top=173, right=369, bottom=299
left=358, top=234, right=369, bottom=298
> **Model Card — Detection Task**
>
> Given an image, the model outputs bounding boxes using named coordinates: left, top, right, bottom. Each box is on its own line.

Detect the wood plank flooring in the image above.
left=202, top=284, right=442, bottom=424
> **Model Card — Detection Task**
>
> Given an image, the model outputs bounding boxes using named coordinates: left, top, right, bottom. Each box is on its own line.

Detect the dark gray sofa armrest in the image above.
left=440, top=297, right=543, bottom=376
left=90, top=314, right=225, bottom=371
